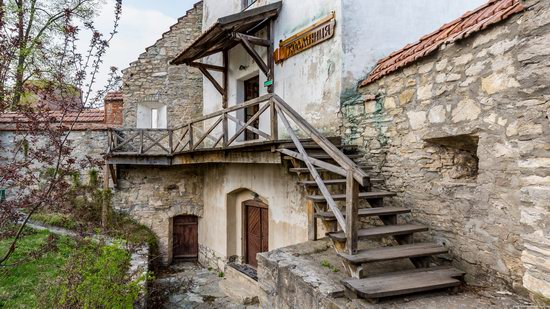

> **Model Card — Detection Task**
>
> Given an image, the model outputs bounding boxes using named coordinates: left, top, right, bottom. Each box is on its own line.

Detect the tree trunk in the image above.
left=12, top=0, right=26, bottom=107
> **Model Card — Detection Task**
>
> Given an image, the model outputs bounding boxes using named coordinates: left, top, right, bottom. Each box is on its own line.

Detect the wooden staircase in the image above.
left=273, top=102, right=465, bottom=302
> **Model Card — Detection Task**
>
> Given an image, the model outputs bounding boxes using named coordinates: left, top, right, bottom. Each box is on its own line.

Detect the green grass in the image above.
left=0, top=229, right=76, bottom=308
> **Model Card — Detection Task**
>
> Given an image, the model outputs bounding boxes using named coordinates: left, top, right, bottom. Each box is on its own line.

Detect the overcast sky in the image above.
left=84, top=0, right=198, bottom=103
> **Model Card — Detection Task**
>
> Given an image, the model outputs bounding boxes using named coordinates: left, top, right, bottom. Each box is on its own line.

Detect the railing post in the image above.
left=188, top=124, right=193, bottom=150
left=168, top=130, right=173, bottom=154
left=270, top=98, right=278, bottom=141
left=139, top=130, right=144, bottom=154
left=222, top=112, right=228, bottom=148
left=346, top=170, right=359, bottom=255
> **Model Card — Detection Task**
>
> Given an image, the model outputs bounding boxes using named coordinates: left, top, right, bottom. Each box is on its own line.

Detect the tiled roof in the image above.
left=0, top=109, right=106, bottom=131
left=104, top=91, right=123, bottom=101
left=360, top=0, right=525, bottom=87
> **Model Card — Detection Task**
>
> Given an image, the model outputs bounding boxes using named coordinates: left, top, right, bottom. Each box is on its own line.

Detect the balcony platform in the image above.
left=107, top=138, right=342, bottom=166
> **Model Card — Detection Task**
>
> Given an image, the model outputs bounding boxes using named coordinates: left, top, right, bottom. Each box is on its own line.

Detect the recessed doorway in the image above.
left=172, top=215, right=198, bottom=261
left=243, top=75, right=260, bottom=141
left=243, top=200, right=268, bottom=268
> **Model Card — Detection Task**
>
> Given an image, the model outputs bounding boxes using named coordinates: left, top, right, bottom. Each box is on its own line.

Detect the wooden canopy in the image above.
left=171, top=2, right=282, bottom=65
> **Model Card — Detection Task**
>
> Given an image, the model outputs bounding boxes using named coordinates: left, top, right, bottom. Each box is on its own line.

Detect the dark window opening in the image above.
left=0, top=189, right=5, bottom=202
left=424, top=134, right=479, bottom=181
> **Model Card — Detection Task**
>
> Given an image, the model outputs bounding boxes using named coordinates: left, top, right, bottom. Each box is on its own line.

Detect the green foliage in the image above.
left=218, top=271, right=225, bottom=278
left=320, top=260, right=339, bottom=272
left=44, top=240, right=144, bottom=308
left=31, top=213, right=78, bottom=230
left=0, top=230, right=74, bottom=308
left=70, top=172, right=81, bottom=188
left=88, top=169, right=99, bottom=188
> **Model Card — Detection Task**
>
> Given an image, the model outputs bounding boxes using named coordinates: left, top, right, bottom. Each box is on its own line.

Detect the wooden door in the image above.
left=173, top=215, right=198, bottom=260
left=244, top=200, right=268, bottom=268
left=243, top=76, right=260, bottom=141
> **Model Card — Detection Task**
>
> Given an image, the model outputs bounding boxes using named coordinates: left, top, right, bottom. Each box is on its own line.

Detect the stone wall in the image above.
left=0, top=129, right=109, bottom=198
left=342, top=0, right=549, bottom=300
left=122, top=2, right=203, bottom=128
left=112, top=165, right=204, bottom=265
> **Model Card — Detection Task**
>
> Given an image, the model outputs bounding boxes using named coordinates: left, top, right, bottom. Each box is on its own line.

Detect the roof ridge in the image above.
left=360, top=0, right=524, bottom=87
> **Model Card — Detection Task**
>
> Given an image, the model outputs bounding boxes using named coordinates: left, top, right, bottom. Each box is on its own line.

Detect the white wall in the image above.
left=341, top=0, right=487, bottom=92
left=199, top=164, right=308, bottom=262
left=202, top=0, right=343, bottom=135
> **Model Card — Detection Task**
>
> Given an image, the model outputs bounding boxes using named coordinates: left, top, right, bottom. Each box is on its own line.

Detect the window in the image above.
left=0, top=189, right=5, bottom=202
left=151, top=108, right=159, bottom=129
left=137, top=103, right=167, bottom=129
left=242, top=0, right=257, bottom=10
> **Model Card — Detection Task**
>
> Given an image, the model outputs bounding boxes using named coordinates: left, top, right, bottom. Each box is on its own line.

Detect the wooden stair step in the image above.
left=284, top=154, right=362, bottom=160
left=316, top=206, right=410, bottom=221
left=298, top=178, right=384, bottom=187
left=289, top=166, right=372, bottom=174
left=342, top=267, right=464, bottom=299
left=329, top=224, right=428, bottom=242
left=338, top=243, right=448, bottom=264
left=281, top=144, right=356, bottom=150
left=306, top=191, right=397, bottom=202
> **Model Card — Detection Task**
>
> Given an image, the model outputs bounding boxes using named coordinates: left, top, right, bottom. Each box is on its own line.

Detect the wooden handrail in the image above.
left=274, top=103, right=347, bottom=234
left=272, top=95, right=370, bottom=187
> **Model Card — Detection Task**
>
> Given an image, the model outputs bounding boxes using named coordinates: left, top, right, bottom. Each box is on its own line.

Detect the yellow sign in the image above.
left=274, top=12, right=336, bottom=63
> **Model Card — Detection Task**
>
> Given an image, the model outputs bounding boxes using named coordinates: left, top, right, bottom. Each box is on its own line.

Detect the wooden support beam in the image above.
left=109, top=164, right=118, bottom=187
left=307, top=200, right=317, bottom=241
left=233, top=32, right=270, bottom=47
left=239, top=34, right=270, bottom=76
left=346, top=171, right=359, bottom=255
left=143, top=132, right=171, bottom=154
left=198, top=65, right=225, bottom=97
left=189, top=62, right=225, bottom=72
left=222, top=49, right=229, bottom=108
left=267, top=19, right=275, bottom=93
left=270, top=98, right=278, bottom=140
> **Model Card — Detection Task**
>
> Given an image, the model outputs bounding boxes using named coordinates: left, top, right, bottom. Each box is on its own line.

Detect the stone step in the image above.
left=298, top=178, right=384, bottom=187
left=306, top=191, right=397, bottom=202
left=328, top=224, right=428, bottom=242
left=338, top=243, right=448, bottom=264
left=342, top=266, right=464, bottom=299
left=315, top=206, right=410, bottom=221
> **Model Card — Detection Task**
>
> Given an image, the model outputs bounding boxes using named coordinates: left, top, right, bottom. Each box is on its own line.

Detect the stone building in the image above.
left=107, top=0, right=549, bottom=305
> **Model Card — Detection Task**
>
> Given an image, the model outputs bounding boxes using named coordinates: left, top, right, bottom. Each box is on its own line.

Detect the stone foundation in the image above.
left=112, top=165, right=204, bottom=265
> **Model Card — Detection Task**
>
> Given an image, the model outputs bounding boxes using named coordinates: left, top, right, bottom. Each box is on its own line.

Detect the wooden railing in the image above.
left=108, top=94, right=369, bottom=253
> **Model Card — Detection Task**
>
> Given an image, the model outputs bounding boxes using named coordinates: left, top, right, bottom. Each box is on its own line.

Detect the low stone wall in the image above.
left=342, top=0, right=549, bottom=300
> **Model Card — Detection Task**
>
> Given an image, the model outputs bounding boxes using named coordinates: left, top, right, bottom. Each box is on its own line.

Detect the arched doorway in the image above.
left=172, top=215, right=198, bottom=261
left=243, top=200, right=268, bottom=268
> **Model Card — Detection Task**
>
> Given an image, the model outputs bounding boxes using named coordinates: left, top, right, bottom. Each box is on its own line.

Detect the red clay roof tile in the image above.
left=360, top=0, right=525, bottom=87
left=104, top=91, right=123, bottom=101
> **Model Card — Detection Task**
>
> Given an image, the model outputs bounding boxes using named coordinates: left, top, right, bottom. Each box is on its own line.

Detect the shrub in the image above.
left=44, top=239, right=145, bottom=308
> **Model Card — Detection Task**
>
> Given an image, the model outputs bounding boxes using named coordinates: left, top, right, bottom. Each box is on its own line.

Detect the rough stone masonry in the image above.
left=342, top=0, right=549, bottom=302
left=122, top=2, right=203, bottom=128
